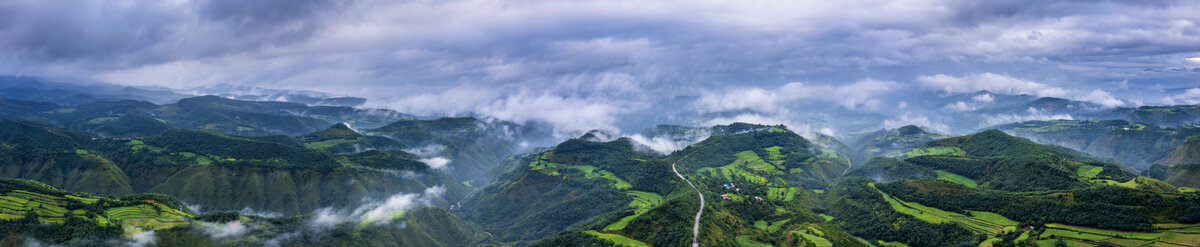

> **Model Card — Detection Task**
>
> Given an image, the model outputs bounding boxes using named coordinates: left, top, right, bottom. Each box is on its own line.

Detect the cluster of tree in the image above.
left=876, top=180, right=1160, bottom=231
left=827, top=178, right=981, bottom=247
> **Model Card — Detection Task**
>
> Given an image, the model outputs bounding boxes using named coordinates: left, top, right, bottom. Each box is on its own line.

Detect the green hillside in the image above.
left=0, top=118, right=467, bottom=216
left=850, top=125, right=950, bottom=158
left=1157, top=136, right=1200, bottom=166
left=993, top=119, right=1200, bottom=169
left=369, top=117, right=544, bottom=183
left=894, top=129, right=1139, bottom=192
left=0, top=177, right=192, bottom=245
left=0, top=177, right=485, bottom=246
left=464, top=124, right=861, bottom=246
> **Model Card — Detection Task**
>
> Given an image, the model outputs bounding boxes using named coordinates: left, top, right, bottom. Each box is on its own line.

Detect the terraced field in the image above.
left=585, top=230, right=649, bottom=247
left=0, top=179, right=196, bottom=235
left=903, top=146, right=963, bottom=157
left=870, top=183, right=1017, bottom=235
left=528, top=156, right=633, bottom=189
left=104, top=203, right=191, bottom=230
left=699, top=149, right=786, bottom=186
left=934, top=170, right=978, bottom=188
left=602, top=191, right=665, bottom=231
left=1075, top=165, right=1103, bottom=179
left=1036, top=223, right=1200, bottom=246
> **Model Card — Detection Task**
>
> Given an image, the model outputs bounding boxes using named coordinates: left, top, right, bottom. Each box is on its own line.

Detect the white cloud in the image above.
left=916, top=73, right=1067, bottom=97
left=628, top=131, right=711, bottom=155
left=1078, top=89, right=1125, bottom=108
left=943, top=101, right=976, bottom=112
left=982, top=107, right=1074, bottom=127
left=693, top=87, right=783, bottom=114
left=476, top=93, right=623, bottom=137
left=700, top=113, right=834, bottom=139
left=419, top=157, right=451, bottom=170
left=305, top=186, right=445, bottom=229
left=972, top=93, right=994, bottom=103
left=1188, top=57, right=1200, bottom=64
left=1165, top=88, right=1200, bottom=105
left=356, top=186, right=445, bottom=226
left=882, top=114, right=949, bottom=133
left=201, top=221, right=248, bottom=238
left=694, top=79, right=900, bottom=113
left=128, top=230, right=156, bottom=247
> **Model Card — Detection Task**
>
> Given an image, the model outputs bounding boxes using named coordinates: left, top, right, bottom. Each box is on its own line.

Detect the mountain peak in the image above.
left=310, top=123, right=362, bottom=138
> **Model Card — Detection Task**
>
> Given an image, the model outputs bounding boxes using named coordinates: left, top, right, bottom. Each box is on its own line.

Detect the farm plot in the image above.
left=870, top=183, right=1017, bottom=235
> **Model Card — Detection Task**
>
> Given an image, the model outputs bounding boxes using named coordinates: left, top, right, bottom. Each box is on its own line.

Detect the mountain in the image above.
left=899, top=129, right=1139, bottom=191
left=0, top=75, right=189, bottom=106
left=1143, top=163, right=1200, bottom=189
left=1083, top=105, right=1200, bottom=128
left=1156, top=136, right=1200, bottom=165
left=831, top=131, right=1200, bottom=247
left=0, top=95, right=412, bottom=137
left=0, top=177, right=486, bottom=247
left=461, top=123, right=858, bottom=246
left=187, top=83, right=370, bottom=107
left=368, top=117, right=553, bottom=184
left=299, top=123, right=408, bottom=154
left=0, top=119, right=134, bottom=195
left=0, top=118, right=468, bottom=216
left=993, top=119, right=1200, bottom=169
left=849, top=125, right=949, bottom=158
left=0, top=177, right=191, bottom=245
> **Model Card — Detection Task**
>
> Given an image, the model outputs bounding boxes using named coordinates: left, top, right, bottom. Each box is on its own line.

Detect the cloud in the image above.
left=693, top=87, right=782, bottom=114
left=882, top=114, right=950, bottom=133
left=700, top=113, right=834, bottom=139
left=2, top=0, right=1199, bottom=136
left=627, top=131, right=710, bottom=155
left=306, top=186, right=446, bottom=229
left=983, top=107, right=1074, bottom=127
left=972, top=93, right=994, bottom=103
left=1078, top=89, right=1125, bottom=108
left=418, top=157, right=451, bottom=170
left=1165, top=88, right=1200, bottom=105
left=201, top=220, right=248, bottom=238
left=694, top=79, right=901, bottom=113
left=943, top=101, right=976, bottom=112
left=127, top=230, right=156, bottom=247
left=916, top=73, right=1067, bottom=97
left=354, top=186, right=445, bottom=226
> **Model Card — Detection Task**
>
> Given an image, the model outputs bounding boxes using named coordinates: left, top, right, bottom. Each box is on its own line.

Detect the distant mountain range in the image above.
left=1, top=75, right=1199, bottom=246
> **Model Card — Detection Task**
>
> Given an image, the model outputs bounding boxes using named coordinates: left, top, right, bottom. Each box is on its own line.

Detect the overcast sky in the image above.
left=2, top=0, right=1199, bottom=134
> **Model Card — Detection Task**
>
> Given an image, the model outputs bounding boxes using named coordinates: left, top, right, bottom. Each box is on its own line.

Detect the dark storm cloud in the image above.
left=0, top=0, right=1197, bottom=135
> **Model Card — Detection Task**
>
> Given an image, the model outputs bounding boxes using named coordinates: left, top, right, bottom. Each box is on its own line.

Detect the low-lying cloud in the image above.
left=308, top=186, right=445, bottom=229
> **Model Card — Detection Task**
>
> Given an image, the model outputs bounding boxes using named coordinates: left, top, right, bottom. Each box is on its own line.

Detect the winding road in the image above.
left=671, top=156, right=703, bottom=247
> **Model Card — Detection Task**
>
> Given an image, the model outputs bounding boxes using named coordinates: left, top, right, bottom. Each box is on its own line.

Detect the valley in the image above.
left=0, top=84, right=1199, bottom=247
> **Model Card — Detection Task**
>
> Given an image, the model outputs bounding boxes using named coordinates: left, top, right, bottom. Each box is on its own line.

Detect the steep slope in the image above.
left=0, top=177, right=485, bottom=247
left=96, top=129, right=469, bottom=215
left=0, top=177, right=192, bottom=245
left=457, top=137, right=651, bottom=243
left=1143, top=163, right=1200, bottom=188
left=895, top=129, right=1139, bottom=191
left=849, top=125, right=949, bottom=158
left=1, top=95, right=411, bottom=137
left=464, top=123, right=859, bottom=246
left=994, top=119, right=1200, bottom=169
left=369, top=117, right=552, bottom=183
left=827, top=176, right=1200, bottom=247
left=0, top=119, right=133, bottom=195
left=1157, top=136, right=1200, bottom=165
left=0, top=119, right=467, bottom=216
left=299, top=123, right=408, bottom=154
left=1083, top=105, right=1200, bottom=128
